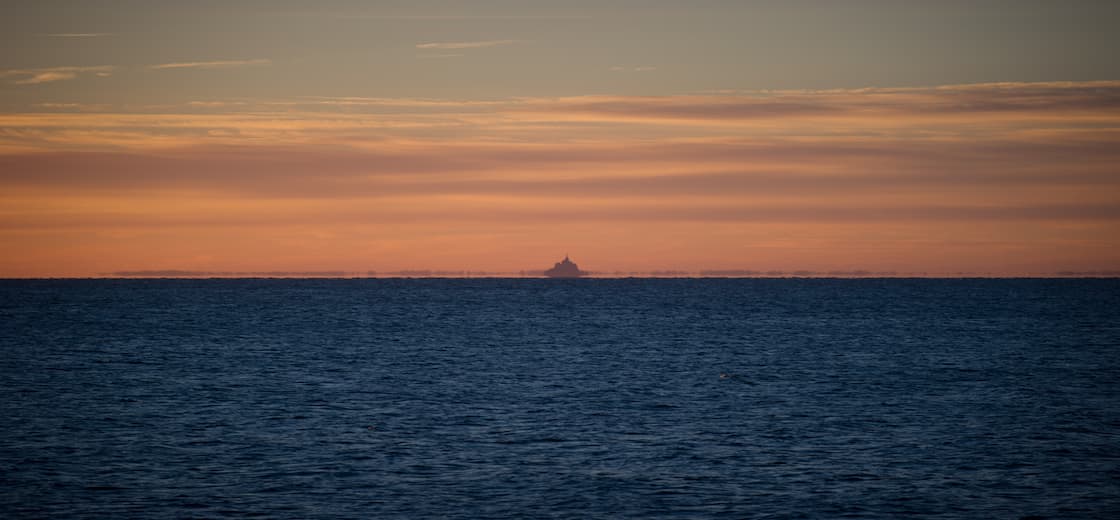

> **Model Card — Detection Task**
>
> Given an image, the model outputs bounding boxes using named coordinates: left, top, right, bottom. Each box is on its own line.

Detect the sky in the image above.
left=1, top=0, right=1118, bottom=277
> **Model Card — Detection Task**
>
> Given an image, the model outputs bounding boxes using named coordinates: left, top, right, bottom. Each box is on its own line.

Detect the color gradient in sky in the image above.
left=2, top=0, right=1119, bottom=277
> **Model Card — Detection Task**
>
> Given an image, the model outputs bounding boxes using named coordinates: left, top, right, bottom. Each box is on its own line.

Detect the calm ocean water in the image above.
left=1, top=278, right=1118, bottom=519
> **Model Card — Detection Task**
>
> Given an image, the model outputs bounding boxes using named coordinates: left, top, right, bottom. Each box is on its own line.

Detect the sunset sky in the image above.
left=2, top=0, right=1118, bottom=277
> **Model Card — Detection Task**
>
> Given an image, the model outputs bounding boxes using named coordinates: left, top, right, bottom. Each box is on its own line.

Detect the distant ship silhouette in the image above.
left=544, top=255, right=585, bottom=278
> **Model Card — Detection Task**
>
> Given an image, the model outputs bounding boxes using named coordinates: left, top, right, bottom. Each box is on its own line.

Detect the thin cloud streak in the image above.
left=7, top=80, right=1110, bottom=124
left=4, top=198, right=1116, bottom=232
left=416, top=40, right=516, bottom=50
left=44, top=33, right=113, bottom=37
left=15, top=72, right=76, bottom=84
left=3, top=137, right=1116, bottom=200
left=262, top=10, right=590, bottom=20
left=1, top=66, right=115, bottom=84
left=33, top=102, right=110, bottom=112
left=521, top=81, right=1120, bottom=122
left=150, top=59, right=271, bottom=70
left=343, top=14, right=588, bottom=20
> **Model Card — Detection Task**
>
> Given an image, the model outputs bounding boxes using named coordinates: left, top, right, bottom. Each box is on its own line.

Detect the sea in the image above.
left=1, top=278, right=1118, bottom=519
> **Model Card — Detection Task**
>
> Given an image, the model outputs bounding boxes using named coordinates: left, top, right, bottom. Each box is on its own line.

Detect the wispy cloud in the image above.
left=518, top=80, right=1120, bottom=123
left=3, top=81, right=1116, bottom=149
left=1, top=66, right=114, bottom=84
left=33, top=102, right=110, bottom=112
left=343, top=14, right=588, bottom=20
left=34, top=103, right=85, bottom=109
left=150, top=59, right=271, bottom=70
left=303, top=96, right=506, bottom=109
left=187, top=101, right=249, bottom=108
left=16, top=72, right=76, bottom=84
left=262, top=10, right=589, bottom=21
left=44, top=33, right=113, bottom=38
left=416, top=40, right=516, bottom=50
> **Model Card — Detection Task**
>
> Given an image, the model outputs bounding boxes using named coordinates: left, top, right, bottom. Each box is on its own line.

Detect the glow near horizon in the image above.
left=1, top=1, right=1118, bottom=277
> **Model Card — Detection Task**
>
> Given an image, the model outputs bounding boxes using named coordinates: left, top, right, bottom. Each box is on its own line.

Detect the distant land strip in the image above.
left=99, top=270, right=1120, bottom=278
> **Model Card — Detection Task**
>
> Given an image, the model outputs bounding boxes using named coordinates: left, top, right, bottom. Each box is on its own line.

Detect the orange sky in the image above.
left=2, top=82, right=1118, bottom=276
left=2, top=3, right=1119, bottom=277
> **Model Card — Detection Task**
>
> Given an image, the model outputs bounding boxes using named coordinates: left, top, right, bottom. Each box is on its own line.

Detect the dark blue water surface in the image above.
left=2, top=279, right=1119, bottom=519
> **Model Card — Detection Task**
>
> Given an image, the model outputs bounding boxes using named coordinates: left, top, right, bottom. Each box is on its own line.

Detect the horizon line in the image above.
left=3, top=270, right=1118, bottom=280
